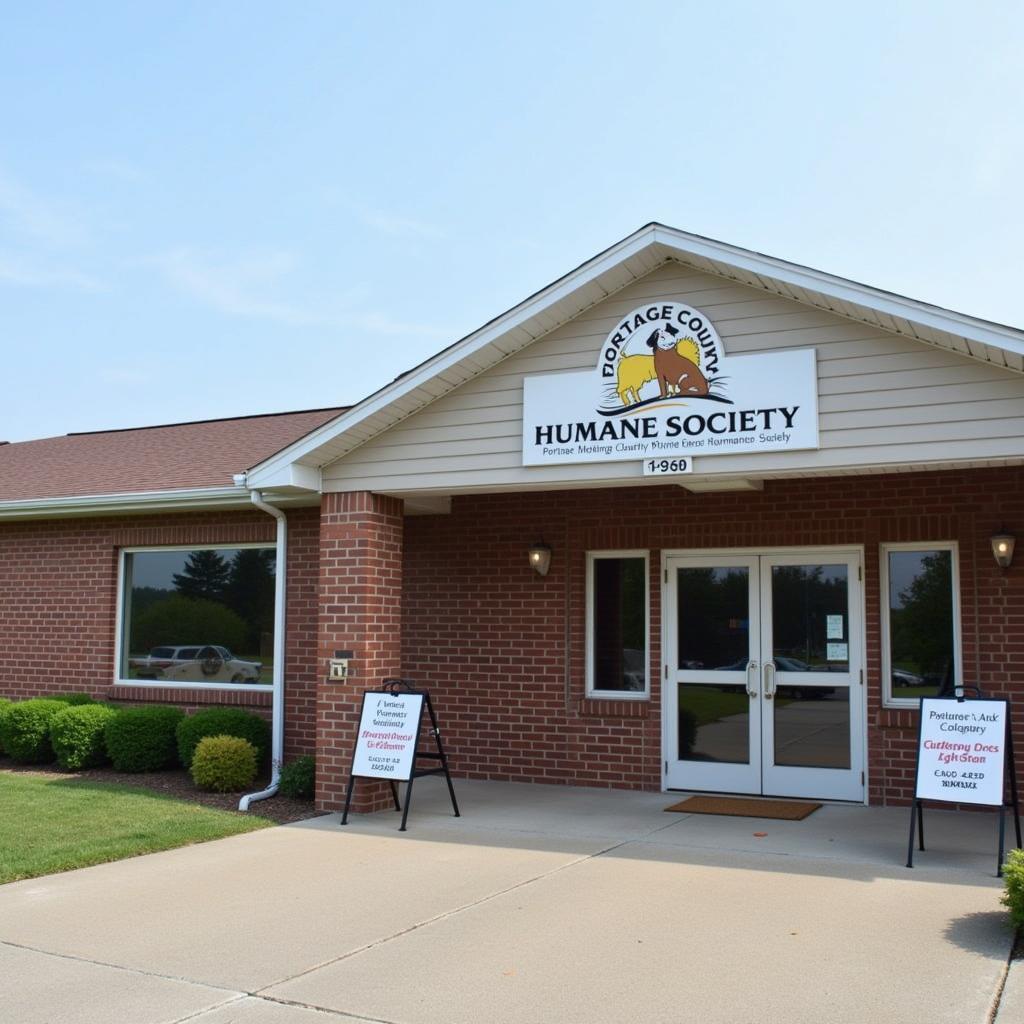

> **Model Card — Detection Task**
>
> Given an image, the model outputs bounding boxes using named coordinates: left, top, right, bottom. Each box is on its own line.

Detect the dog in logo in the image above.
left=615, top=354, right=658, bottom=407
left=647, top=325, right=709, bottom=398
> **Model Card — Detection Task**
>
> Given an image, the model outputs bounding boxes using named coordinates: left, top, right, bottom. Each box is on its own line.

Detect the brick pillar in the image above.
left=316, top=491, right=404, bottom=813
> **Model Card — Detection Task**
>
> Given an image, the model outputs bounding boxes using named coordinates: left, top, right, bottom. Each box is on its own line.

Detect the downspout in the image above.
left=238, top=486, right=287, bottom=811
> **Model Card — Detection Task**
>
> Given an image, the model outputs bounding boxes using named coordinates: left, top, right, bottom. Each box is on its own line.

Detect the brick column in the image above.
left=316, top=491, right=404, bottom=813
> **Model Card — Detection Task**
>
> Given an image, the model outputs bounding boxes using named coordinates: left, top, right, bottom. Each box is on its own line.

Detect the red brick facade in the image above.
left=2, top=466, right=1022, bottom=812
left=401, top=467, right=1024, bottom=807
left=0, top=507, right=320, bottom=761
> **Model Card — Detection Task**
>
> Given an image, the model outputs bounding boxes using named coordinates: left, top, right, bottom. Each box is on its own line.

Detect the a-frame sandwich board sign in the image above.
left=907, top=688, right=1021, bottom=876
left=340, top=679, right=460, bottom=832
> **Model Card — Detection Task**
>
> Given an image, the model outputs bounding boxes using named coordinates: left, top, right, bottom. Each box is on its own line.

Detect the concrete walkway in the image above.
left=0, top=780, right=1018, bottom=1023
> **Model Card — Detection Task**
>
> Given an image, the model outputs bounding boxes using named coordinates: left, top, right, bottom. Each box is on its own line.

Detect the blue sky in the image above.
left=2, top=1, right=1022, bottom=442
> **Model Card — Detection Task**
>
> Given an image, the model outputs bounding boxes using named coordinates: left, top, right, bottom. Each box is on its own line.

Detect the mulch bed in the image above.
left=0, top=760, right=320, bottom=825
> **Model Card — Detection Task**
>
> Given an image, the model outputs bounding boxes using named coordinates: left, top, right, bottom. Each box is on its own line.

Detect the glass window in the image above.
left=119, top=546, right=275, bottom=687
left=587, top=553, right=648, bottom=697
left=677, top=566, right=749, bottom=670
left=882, top=545, right=959, bottom=705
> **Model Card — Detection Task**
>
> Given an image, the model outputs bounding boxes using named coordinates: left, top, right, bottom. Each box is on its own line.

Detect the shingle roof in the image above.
left=0, top=407, right=344, bottom=502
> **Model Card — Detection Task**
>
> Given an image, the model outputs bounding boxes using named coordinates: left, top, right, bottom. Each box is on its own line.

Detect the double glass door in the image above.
left=664, top=551, right=864, bottom=802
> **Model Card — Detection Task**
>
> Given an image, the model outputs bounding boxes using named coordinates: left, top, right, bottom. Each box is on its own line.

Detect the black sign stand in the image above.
left=340, top=679, right=460, bottom=832
left=906, top=688, right=1021, bottom=876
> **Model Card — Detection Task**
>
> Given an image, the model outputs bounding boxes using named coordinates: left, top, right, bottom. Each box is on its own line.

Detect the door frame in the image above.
left=659, top=545, right=869, bottom=805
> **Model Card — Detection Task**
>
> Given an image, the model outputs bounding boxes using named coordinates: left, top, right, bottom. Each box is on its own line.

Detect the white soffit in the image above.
left=245, top=223, right=1024, bottom=487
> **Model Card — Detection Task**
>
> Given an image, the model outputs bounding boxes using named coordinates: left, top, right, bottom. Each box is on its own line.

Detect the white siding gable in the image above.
left=323, top=261, right=1024, bottom=494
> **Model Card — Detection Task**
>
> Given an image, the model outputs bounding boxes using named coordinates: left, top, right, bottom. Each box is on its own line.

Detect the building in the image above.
left=2, top=223, right=1023, bottom=812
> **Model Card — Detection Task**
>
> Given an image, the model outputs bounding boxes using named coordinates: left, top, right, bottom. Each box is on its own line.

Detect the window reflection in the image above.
left=591, top=557, right=647, bottom=693
left=771, top=564, right=849, bottom=671
left=678, top=684, right=750, bottom=763
left=888, top=549, right=955, bottom=698
left=121, top=548, right=275, bottom=685
left=677, top=568, right=749, bottom=670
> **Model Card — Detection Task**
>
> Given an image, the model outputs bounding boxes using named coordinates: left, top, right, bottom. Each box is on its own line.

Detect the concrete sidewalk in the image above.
left=0, top=779, right=1018, bottom=1024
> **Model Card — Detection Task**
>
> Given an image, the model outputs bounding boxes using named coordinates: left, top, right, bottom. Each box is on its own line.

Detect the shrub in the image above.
left=45, top=693, right=96, bottom=706
left=279, top=755, right=315, bottom=799
left=190, top=735, right=258, bottom=792
left=105, top=706, right=184, bottom=772
left=176, top=708, right=270, bottom=768
left=50, top=704, right=119, bottom=771
left=0, top=699, right=67, bottom=763
left=1003, top=848, right=1024, bottom=928
left=0, top=698, right=12, bottom=755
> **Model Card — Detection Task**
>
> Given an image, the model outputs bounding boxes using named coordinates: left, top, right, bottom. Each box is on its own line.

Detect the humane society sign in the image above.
left=522, top=300, right=818, bottom=466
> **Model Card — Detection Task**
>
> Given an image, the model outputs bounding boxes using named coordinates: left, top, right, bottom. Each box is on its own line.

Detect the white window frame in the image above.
left=585, top=550, right=650, bottom=700
left=880, top=541, right=962, bottom=709
left=114, top=543, right=276, bottom=692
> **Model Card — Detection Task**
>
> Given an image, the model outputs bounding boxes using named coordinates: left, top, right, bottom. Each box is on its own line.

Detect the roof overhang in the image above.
left=244, top=223, right=1024, bottom=490
left=0, top=485, right=320, bottom=522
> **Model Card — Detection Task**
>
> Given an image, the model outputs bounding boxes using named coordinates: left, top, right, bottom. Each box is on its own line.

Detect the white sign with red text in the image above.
left=351, top=691, right=423, bottom=781
left=914, top=698, right=1008, bottom=806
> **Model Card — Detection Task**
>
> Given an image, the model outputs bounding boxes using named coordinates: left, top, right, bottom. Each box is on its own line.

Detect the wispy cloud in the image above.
left=0, top=169, right=90, bottom=248
left=352, top=204, right=446, bottom=240
left=151, top=246, right=450, bottom=338
left=0, top=252, right=103, bottom=291
left=84, top=158, right=144, bottom=183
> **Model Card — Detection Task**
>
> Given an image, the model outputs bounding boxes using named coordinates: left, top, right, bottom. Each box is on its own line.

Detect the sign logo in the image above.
left=520, top=296, right=819, bottom=467
left=597, top=302, right=729, bottom=415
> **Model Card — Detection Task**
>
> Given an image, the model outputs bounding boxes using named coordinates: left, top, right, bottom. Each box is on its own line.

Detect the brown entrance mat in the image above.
left=664, top=796, right=822, bottom=820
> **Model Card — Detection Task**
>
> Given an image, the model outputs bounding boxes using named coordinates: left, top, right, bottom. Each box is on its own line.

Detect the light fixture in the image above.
left=991, top=530, right=1015, bottom=569
left=528, top=541, right=552, bottom=576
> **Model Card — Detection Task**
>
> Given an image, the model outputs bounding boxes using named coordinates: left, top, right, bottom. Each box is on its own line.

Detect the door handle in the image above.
left=746, top=660, right=758, bottom=698
left=763, top=661, right=776, bottom=700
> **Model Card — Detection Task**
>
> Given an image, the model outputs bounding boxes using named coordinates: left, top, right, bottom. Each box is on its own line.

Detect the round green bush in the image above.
left=176, top=708, right=270, bottom=768
left=105, top=706, right=184, bottom=772
left=0, top=699, right=67, bottom=763
left=1003, top=848, right=1024, bottom=928
left=190, top=735, right=258, bottom=792
left=278, top=755, right=315, bottom=799
left=45, top=693, right=96, bottom=706
left=0, top=698, right=13, bottom=755
left=50, top=704, right=119, bottom=770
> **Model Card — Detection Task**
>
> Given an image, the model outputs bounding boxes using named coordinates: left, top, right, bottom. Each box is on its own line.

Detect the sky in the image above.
left=2, top=1, right=1022, bottom=442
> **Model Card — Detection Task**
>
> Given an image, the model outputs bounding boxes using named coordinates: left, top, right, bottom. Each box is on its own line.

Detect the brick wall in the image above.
left=0, top=506, right=320, bottom=758
left=316, top=491, right=404, bottom=812
left=401, top=467, right=1024, bottom=806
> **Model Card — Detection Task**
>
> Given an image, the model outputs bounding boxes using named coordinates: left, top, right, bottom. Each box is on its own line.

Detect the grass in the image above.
left=0, top=773, right=274, bottom=885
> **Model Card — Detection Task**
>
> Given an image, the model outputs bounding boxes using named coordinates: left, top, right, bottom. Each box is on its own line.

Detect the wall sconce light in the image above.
left=528, top=541, right=552, bottom=576
left=991, top=531, right=1015, bottom=569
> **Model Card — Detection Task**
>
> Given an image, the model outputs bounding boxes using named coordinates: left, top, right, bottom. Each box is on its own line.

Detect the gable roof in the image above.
left=0, top=407, right=344, bottom=511
left=245, top=222, right=1024, bottom=488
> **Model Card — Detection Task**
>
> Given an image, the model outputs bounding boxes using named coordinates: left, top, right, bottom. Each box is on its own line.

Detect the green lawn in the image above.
left=0, top=774, right=273, bottom=885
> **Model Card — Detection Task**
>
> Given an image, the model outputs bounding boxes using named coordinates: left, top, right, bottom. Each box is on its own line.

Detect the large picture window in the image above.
left=881, top=543, right=961, bottom=707
left=118, top=545, right=275, bottom=688
left=586, top=552, right=649, bottom=698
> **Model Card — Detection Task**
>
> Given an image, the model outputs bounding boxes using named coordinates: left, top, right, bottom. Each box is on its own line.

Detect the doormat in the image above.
left=664, top=796, right=822, bottom=820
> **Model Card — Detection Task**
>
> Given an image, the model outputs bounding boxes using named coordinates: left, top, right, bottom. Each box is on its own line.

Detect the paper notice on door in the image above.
left=826, top=615, right=844, bottom=640
left=826, top=642, right=848, bottom=661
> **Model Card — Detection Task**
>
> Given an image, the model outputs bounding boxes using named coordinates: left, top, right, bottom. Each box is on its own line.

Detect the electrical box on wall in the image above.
left=329, top=650, right=353, bottom=682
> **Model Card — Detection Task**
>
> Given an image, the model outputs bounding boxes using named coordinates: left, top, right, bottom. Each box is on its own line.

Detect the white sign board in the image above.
left=351, top=691, right=423, bottom=781
left=522, top=300, right=818, bottom=467
left=914, top=698, right=1008, bottom=806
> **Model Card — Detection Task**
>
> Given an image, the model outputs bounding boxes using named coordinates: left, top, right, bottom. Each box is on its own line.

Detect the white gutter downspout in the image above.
left=239, top=486, right=286, bottom=811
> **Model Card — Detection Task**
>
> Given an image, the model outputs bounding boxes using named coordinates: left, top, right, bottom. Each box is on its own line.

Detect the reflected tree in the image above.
left=173, top=550, right=230, bottom=602
left=890, top=552, right=953, bottom=682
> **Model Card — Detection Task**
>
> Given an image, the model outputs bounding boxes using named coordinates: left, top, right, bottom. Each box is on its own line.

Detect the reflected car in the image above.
left=622, top=648, right=646, bottom=691
left=129, top=645, right=262, bottom=683
left=892, top=668, right=925, bottom=688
